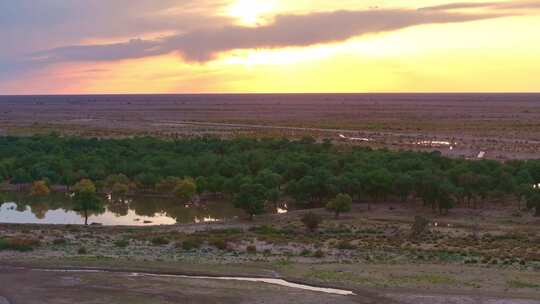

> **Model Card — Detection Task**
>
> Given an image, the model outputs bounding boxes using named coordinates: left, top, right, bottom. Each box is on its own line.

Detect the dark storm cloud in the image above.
left=29, top=8, right=510, bottom=64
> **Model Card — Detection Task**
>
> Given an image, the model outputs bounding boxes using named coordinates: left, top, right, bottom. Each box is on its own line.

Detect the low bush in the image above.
left=114, top=239, right=129, bottom=248
left=52, top=238, right=68, bottom=246
left=301, top=212, right=323, bottom=233
left=150, top=236, right=170, bottom=246
left=410, top=216, right=430, bottom=239
left=250, top=225, right=282, bottom=235
left=314, top=249, right=325, bottom=258
left=246, top=245, right=257, bottom=254
left=180, top=238, right=203, bottom=250
left=300, top=248, right=312, bottom=256
left=209, top=239, right=228, bottom=250
left=0, top=238, right=39, bottom=252
left=336, top=240, right=356, bottom=250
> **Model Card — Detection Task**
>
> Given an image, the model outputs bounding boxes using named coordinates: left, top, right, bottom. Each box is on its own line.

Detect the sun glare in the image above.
left=226, top=0, right=275, bottom=26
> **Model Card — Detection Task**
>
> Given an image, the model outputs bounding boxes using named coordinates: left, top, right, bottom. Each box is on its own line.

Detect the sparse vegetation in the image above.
left=410, top=216, right=431, bottom=239
left=301, top=212, right=323, bottom=233
left=52, top=238, right=68, bottom=246
left=150, top=236, right=169, bottom=246
left=114, top=239, right=129, bottom=248
left=0, top=237, right=38, bottom=252
left=77, top=246, right=88, bottom=254
left=246, top=245, right=257, bottom=254
left=507, top=280, right=540, bottom=289
left=180, top=238, right=203, bottom=251
left=314, top=249, right=325, bottom=258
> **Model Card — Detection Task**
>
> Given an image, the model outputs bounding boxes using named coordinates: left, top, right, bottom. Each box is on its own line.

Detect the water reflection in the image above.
left=0, top=193, right=245, bottom=226
left=194, top=216, right=220, bottom=223
left=338, top=134, right=371, bottom=142
left=414, top=140, right=456, bottom=147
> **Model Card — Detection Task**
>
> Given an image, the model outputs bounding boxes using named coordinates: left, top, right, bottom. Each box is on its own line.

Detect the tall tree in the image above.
left=364, top=169, right=393, bottom=210
left=326, top=193, right=352, bottom=218
left=233, top=183, right=267, bottom=220
left=72, top=179, right=104, bottom=225
left=173, top=178, right=197, bottom=202
left=526, top=189, right=540, bottom=217
left=393, top=173, right=414, bottom=203
left=30, top=180, right=50, bottom=197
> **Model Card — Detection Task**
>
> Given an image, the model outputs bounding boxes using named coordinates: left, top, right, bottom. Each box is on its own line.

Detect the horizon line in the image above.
left=2, top=92, right=540, bottom=97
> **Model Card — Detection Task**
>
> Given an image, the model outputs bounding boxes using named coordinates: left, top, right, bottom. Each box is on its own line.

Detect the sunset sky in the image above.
left=1, top=0, right=539, bottom=94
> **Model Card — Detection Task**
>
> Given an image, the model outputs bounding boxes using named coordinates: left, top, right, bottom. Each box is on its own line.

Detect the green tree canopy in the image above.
left=72, top=179, right=104, bottom=225
left=326, top=193, right=352, bottom=218
left=173, top=178, right=197, bottom=202
left=233, top=183, right=267, bottom=220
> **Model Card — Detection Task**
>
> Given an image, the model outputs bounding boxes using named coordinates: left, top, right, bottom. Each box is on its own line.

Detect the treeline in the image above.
left=0, top=135, right=539, bottom=216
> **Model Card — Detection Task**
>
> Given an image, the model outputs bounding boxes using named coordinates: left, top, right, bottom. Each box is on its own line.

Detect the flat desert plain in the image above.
left=1, top=93, right=539, bottom=159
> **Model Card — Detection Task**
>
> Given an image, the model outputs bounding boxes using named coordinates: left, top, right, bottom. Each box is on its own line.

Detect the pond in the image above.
left=0, top=193, right=249, bottom=226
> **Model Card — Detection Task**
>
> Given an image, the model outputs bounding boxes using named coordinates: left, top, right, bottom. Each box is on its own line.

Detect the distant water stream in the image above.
left=32, top=268, right=355, bottom=296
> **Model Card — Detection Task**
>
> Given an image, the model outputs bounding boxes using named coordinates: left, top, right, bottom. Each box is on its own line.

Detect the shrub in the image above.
left=173, top=178, right=197, bottom=202
left=114, top=239, right=129, bottom=248
left=314, top=249, right=325, bottom=258
left=250, top=225, right=281, bottom=235
left=246, top=245, right=257, bottom=254
left=336, top=240, right=356, bottom=250
left=300, top=248, right=312, bottom=256
left=508, top=280, right=540, bottom=289
left=410, top=216, right=430, bottom=239
left=52, top=238, right=68, bottom=246
left=301, top=212, right=323, bottom=233
left=180, top=238, right=203, bottom=250
left=326, top=194, right=352, bottom=218
left=30, top=180, right=51, bottom=197
left=210, top=239, right=228, bottom=250
left=0, top=238, right=39, bottom=252
left=151, top=236, right=169, bottom=246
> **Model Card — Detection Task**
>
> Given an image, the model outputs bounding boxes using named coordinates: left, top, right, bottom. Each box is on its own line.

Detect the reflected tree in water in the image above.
left=30, top=202, right=49, bottom=219
left=107, top=197, right=130, bottom=217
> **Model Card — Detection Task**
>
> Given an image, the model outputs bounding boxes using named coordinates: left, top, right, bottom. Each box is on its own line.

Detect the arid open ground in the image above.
left=1, top=93, right=539, bottom=159
left=1, top=203, right=539, bottom=303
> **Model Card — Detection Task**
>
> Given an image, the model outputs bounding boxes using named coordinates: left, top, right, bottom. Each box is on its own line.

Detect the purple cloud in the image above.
left=30, top=8, right=511, bottom=64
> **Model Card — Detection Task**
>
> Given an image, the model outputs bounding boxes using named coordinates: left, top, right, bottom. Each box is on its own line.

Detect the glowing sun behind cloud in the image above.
left=1, top=0, right=540, bottom=94
left=225, top=0, right=276, bottom=26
